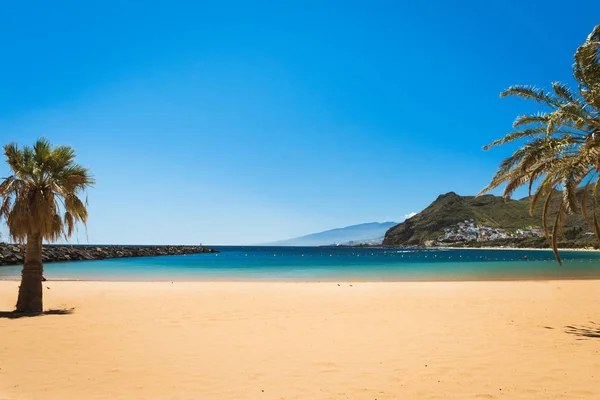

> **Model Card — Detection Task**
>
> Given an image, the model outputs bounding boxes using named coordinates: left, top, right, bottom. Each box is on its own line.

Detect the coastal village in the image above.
left=429, top=219, right=546, bottom=246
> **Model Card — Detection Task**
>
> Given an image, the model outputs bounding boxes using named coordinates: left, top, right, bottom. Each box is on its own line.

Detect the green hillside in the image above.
left=382, top=191, right=599, bottom=248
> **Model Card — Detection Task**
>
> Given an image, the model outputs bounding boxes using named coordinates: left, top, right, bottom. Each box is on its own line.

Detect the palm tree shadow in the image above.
left=565, top=321, right=600, bottom=339
left=0, top=308, right=74, bottom=319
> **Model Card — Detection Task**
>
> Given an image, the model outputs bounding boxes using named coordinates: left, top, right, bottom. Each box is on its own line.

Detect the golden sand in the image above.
left=1, top=280, right=600, bottom=399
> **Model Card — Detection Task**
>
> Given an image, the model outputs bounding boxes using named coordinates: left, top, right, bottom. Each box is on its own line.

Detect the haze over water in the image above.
left=2, top=247, right=600, bottom=281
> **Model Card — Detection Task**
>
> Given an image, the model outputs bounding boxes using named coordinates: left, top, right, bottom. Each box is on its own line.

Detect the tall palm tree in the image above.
left=480, top=25, right=600, bottom=264
left=0, top=138, right=93, bottom=312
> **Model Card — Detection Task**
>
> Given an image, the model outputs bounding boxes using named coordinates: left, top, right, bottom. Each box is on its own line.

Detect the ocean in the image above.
left=2, top=246, right=600, bottom=281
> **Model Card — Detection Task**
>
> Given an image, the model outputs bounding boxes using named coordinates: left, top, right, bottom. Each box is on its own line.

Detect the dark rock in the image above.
left=0, top=242, right=218, bottom=266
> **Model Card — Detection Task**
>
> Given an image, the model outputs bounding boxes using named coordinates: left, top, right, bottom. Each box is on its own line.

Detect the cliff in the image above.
left=382, top=191, right=599, bottom=248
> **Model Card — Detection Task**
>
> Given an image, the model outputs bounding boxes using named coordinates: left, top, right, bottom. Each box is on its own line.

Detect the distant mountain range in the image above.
left=382, top=191, right=599, bottom=249
left=264, top=222, right=398, bottom=246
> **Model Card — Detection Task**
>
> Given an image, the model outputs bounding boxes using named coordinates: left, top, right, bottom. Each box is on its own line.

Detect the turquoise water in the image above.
left=2, top=246, right=600, bottom=281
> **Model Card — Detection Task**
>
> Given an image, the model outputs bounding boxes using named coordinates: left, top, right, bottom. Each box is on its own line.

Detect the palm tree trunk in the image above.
left=15, top=232, right=43, bottom=313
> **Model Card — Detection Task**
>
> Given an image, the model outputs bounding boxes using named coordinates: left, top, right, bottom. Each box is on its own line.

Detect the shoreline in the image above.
left=341, top=245, right=600, bottom=252
left=439, top=246, right=600, bottom=252
left=3, top=276, right=600, bottom=283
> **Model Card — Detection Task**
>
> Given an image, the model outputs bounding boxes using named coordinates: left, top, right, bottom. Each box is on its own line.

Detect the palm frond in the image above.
left=481, top=25, right=600, bottom=263
left=501, top=85, right=557, bottom=107
left=0, top=138, right=93, bottom=244
left=552, top=82, right=577, bottom=104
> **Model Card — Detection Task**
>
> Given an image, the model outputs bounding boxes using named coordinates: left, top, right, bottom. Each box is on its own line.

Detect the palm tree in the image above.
left=0, top=138, right=93, bottom=312
left=480, top=25, right=600, bottom=264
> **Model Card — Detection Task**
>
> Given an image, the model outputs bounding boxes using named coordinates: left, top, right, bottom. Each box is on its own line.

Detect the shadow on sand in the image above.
left=565, top=321, right=600, bottom=339
left=0, top=308, right=74, bottom=319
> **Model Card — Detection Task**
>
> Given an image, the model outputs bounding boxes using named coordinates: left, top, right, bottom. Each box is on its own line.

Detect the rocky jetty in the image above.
left=0, top=243, right=218, bottom=266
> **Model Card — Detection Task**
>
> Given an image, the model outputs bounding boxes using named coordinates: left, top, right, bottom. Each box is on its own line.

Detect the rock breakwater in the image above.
left=0, top=243, right=218, bottom=266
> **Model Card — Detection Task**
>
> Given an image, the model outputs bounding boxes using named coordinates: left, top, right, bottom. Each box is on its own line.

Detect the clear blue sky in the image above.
left=1, top=1, right=599, bottom=245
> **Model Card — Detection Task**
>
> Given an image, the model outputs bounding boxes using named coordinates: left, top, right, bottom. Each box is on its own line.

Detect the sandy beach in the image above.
left=1, top=280, right=600, bottom=399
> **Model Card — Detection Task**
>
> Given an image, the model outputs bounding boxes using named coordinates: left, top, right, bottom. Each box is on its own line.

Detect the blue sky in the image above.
left=1, top=1, right=599, bottom=245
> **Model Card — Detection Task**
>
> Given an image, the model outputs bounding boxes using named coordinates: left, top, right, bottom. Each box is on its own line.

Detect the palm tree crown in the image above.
left=0, top=138, right=94, bottom=243
left=480, top=25, right=600, bottom=263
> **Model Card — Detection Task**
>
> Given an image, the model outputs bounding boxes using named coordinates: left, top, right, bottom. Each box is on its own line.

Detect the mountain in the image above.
left=383, top=191, right=599, bottom=248
left=264, top=222, right=398, bottom=246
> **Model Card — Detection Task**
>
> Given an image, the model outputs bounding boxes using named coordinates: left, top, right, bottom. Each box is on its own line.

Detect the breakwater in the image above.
left=0, top=243, right=218, bottom=266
